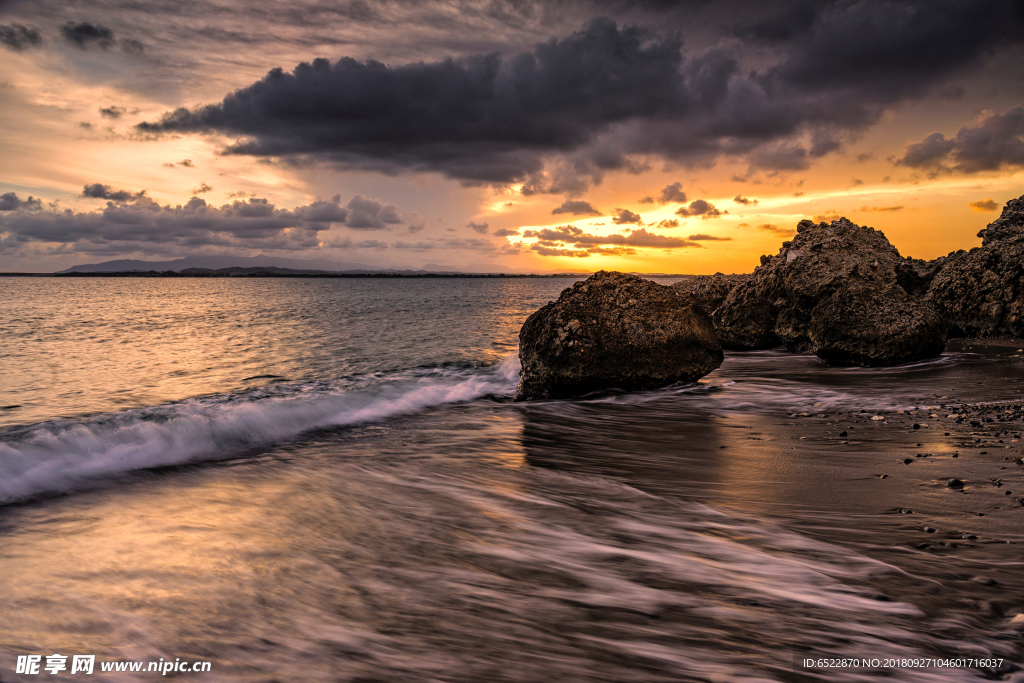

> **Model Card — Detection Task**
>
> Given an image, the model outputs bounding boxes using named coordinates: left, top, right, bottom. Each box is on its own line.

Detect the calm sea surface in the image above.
left=1, top=277, right=1022, bottom=682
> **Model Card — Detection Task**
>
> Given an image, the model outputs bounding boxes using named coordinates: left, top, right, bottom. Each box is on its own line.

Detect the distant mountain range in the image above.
left=57, top=255, right=590, bottom=275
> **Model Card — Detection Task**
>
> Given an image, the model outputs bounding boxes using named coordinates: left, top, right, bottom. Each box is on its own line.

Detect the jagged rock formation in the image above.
left=515, top=271, right=722, bottom=400
left=927, top=196, right=1024, bottom=337
left=714, top=217, right=946, bottom=366
left=670, top=273, right=749, bottom=315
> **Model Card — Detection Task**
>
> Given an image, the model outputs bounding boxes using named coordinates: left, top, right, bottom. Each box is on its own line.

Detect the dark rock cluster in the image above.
left=515, top=195, right=1024, bottom=399
left=927, top=196, right=1024, bottom=338
left=713, top=217, right=945, bottom=365
left=514, top=271, right=722, bottom=401
left=669, top=273, right=748, bottom=315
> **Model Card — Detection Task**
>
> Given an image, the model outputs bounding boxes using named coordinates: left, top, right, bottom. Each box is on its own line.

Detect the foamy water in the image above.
left=1, top=277, right=1022, bottom=682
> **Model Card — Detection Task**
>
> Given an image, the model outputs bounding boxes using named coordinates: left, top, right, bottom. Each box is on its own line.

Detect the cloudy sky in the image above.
left=1, top=0, right=1023, bottom=273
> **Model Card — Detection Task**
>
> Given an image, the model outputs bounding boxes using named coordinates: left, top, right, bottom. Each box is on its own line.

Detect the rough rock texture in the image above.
left=810, top=282, right=946, bottom=366
left=927, top=196, right=1024, bottom=337
left=714, top=217, right=945, bottom=366
left=670, top=273, right=749, bottom=315
left=515, top=271, right=723, bottom=401
left=977, top=195, right=1024, bottom=246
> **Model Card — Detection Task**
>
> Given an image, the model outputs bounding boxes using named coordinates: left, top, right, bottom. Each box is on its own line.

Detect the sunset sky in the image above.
left=1, top=0, right=1023, bottom=273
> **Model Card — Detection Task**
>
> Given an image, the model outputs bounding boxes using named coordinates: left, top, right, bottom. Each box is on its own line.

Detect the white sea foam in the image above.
left=0, top=355, right=521, bottom=504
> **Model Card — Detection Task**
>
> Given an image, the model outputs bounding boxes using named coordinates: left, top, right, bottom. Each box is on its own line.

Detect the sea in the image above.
left=1, top=276, right=1022, bottom=682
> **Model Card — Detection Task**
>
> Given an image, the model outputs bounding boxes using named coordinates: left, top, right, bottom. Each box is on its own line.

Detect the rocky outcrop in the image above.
left=714, top=217, right=945, bottom=366
left=670, top=273, right=748, bottom=315
left=810, top=282, right=946, bottom=366
left=927, top=197, right=1024, bottom=337
left=515, top=271, right=723, bottom=401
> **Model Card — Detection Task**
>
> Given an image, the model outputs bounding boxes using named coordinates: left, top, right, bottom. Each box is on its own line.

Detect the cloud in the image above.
left=60, top=22, right=115, bottom=50
left=552, top=199, right=601, bottom=216
left=675, top=199, right=723, bottom=218
left=178, top=159, right=194, bottom=168
left=139, top=19, right=686, bottom=184
left=653, top=218, right=679, bottom=229
left=532, top=244, right=592, bottom=257
left=492, top=227, right=520, bottom=237
left=637, top=196, right=655, bottom=204
left=0, top=192, right=42, bottom=211
left=81, top=183, right=143, bottom=202
left=858, top=205, right=903, bottom=212
left=748, top=142, right=810, bottom=171
left=969, top=198, right=999, bottom=212
left=120, top=38, right=145, bottom=55
left=135, top=5, right=1024, bottom=188
left=0, top=193, right=358, bottom=257
left=99, top=106, right=127, bottom=120
left=192, top=182, right=213, bottom=195
left=657, top=182, right=687, bottom=203
left=893, top=107, right=1024, bottom=174
left=523, top=224, right=699, bottom=249
left=740, top=222, right=796, bottom=237
left=0, top=24, right=42, bottom=51
left=733, top=195, right=757, bottom=205
left=345, top=195, right=402, bottom=229
left=468, top=221, right=490, bottom=234
left=405, top=211, right=426, bottom=233
left=687, top=233, right=732, bottom=241
left=612, top=208, right=643, bottom=224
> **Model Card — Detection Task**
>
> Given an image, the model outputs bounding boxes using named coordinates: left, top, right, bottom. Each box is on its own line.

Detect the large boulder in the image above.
left=670, top=273, right=749, bottom=315
left=810, top=282, right=946, bottom=366
left=714, top=217, right=945, bottom=366
left=926, top=196, right=1024, bottom=337
left=514, top=271, right=723, bottom=401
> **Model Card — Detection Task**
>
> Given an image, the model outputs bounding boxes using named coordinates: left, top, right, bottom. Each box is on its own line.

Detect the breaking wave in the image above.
left=0, top=355, right=521, bottom=504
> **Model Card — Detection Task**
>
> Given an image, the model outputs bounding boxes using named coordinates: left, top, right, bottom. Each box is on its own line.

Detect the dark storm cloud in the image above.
left=658, top=182, right=687, bottom=203
left=551, top=199, right=601, bottom=216
left=0, top=24, right=42, bottom=51
left=893, top=107, right=1024, bottom=174
left=345, top=195, right=402, bottom=229
left=81, top=183, right=142, bottom=202
left=0, top=192, right=42, bottom=211
left=60, top=22, right=115, bottom=50
left=675, top=199, right=722, bottom=218
left=733, top=1, right=820, bottom=43
left=132, top=4, right=1024, bottom=186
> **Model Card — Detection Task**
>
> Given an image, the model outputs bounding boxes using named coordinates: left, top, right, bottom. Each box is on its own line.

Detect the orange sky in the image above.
left=1, top=2, right=1022, bottom=273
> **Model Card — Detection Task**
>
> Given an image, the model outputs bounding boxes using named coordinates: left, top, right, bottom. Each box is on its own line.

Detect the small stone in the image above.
left=971, top=576, right=997, bottom=586
left=904, top=458, right=914, bottom=464
left=924, top=526, right=937, bottom=533
left=913, top=423, right=922, bottom=429
left=871, top=415, right=885, bottom=421
left=947, top=478, right=965, bottom=487
left=839, top=430, right=848, bottom=437
left=878, top=474, right=888, bottom=479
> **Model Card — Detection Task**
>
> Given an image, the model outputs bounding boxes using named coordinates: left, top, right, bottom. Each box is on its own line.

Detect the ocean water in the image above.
left=1, top=276, right=1023, bottom=682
